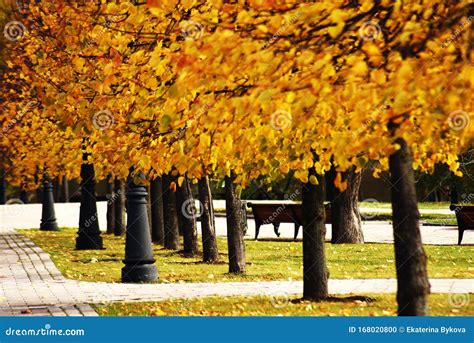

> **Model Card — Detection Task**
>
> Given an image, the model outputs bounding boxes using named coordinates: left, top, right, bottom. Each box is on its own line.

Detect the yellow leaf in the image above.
left=328, top=23, right=345, bottom=38
left=74, top=57, right=86, bottom=72
left=334, top=172, right=348, bottom=191
left=351, top=61, right=368, bottom=76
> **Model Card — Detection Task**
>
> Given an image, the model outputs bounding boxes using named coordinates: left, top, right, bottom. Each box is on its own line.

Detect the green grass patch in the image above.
left=422, top=218, right=458, bottom=225
left=359, top=202, right=452, bottom=210
left=360, top=212, right=455, bottom=223
left=93, top=293, right=473, bottom=316
left=21, top=228, right=473, bottom=283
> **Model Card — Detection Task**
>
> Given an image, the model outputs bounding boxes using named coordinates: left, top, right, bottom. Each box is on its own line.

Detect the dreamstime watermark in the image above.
left=2, top=198, right=25, bottom=218
left=92, top=110, right=115, bottom=130
left=450, top=193, right=474, bottom=225
left=83, top=214, right=98, bottom=228
left=1, top=101, right=36, bottom=137
left=358, top=20, right=382, bottom=41
left=3, top=21, right=26, bottom=41
left=170, top=103, right=212, bottom=142
left=91, top=292, right=115, bottom=305
left=106, top=189, right=122, bottom=205
left=5, top=324, right=84, bottom=337
left=263, top=189, right=300, bottom=225
left=271, top=110, right=292, bottom=130
left=269, top=291, right=291, bottom=309
left=448, top=291, right=470, bottom=308
left=84, top=18, right=112, bottom=47
left=360, top=198, right=382, bottom=220
left=459, top=193, right=474, bottom=205
left=352, top=101, right=388, bottom=138
left=181, top=199, right=203, bottom=220
left=440, top=16, right=473, bottom=48
left=181, top=21, right=204, bottom=41
left=448, top=110, right=470, bottom=131
left=262, top=12, right=301, bottom=49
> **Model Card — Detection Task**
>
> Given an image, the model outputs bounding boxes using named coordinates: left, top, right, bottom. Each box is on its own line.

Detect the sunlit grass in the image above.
left=21, top=228, right=473, bottom=283
left=93, top=293, right=473, bottom=316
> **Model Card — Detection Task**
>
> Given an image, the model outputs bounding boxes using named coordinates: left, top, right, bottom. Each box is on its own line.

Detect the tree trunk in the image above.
left=389, top=138, right=430, bottom=316
left=19, top=190, right=28, bottom=204
left=106, top=175, right=115, bottom=234
left=62, top=176, right=69, bottom=202
left=53, top=177, right=60, bottom=202
left=114, top=178, right=126, bottom=236
left=224, top=173, right=246, bottom=274
left=150, top=177, right=165, bottom=245
left=198, top=175, right=219, bottom=263
left=0, top=169, right=6, bottom=204
left=176, top=175, right=198, bottom=256
left=450, top=173, right=462, bottom=204
left=162, top=174, right=180, bottom=250
left=302, top=166, right=329, bottom=300
left=327, top=166, right=364, bottom=244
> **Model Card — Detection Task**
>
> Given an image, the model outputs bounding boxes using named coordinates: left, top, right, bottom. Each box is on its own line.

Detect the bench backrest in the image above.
left=248, top=203, right=331, bottom=225
left=451, top=205, right=474, bottom=230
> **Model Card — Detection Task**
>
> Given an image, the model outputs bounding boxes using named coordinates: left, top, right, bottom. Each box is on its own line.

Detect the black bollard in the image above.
left=76, top=155, right=103, bottom=249
left=121, top=171, right=157, bottom=283
left=40, top=175, right=58, bottom=231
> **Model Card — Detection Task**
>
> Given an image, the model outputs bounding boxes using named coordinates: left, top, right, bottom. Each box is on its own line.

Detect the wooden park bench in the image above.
left=450, top=204, right=474, bottom=245
left=246, top=201, right=331, bottom=240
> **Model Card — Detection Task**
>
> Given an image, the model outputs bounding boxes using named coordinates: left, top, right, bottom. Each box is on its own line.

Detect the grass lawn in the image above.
left=93, top=293, right=473, bottom=316
left=358, top=213, right=457, bottom=225
left=359, top=202, right=452, bottom=210
left=22, top=228, right=473, bottom=283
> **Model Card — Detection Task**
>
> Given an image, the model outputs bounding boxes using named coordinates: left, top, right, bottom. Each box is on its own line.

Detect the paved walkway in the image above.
left=0, top=228, right=472, bottom=316
left=1, top=202, right=472, bottom=244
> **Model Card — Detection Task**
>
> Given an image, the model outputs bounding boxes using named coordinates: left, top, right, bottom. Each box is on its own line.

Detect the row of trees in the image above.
left=1, top=0, right=472, bottom=315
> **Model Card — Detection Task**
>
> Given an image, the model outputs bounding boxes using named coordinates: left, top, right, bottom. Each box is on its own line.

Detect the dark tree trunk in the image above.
left=302, top=166, right=329, bottom=300
left=224, top=173, right=246, bottom=274
left=450, top=173, right=462, bottom=204
left=162, top=174, right=180, bottom=250
left=19, top=190, right=28, bottom=204
left=114, top=178, right=126, bottom=236
left=389, top=138, right=430, bottom=316
left=53, top=177, right=60, bottom=202
left=150, top=177, right=165, bottom=245
left=198, top=175, right=219, bottom=263
left=0, top=169, right=6, bottom=204
left=60, top=176, right=69, bottom=203
left=35, top=188, right=42, bottom=204
left=106, top=175, right=115, bottom=234
left=176, top=176, right=199, bottom=257
left=327, top=166, right=364, bottom=244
